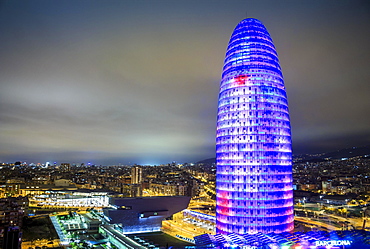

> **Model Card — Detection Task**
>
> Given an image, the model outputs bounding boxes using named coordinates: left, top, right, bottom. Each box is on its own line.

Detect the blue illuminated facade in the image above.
left=216, top=18, right=294, bottom=234
left=195, top=230, right=369, bottom=248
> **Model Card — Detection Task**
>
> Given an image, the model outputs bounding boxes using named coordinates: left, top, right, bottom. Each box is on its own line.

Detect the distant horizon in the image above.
left=3, top=144, right=370, bottom=166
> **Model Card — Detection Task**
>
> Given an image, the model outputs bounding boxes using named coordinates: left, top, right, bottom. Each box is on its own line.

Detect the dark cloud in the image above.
left=0, top=0, right=369, bottom=164
left=293, top=131, right=370, bottom=155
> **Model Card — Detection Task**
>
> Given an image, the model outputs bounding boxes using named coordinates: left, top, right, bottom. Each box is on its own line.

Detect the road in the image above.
left=295, top=217, right=339, bottom=231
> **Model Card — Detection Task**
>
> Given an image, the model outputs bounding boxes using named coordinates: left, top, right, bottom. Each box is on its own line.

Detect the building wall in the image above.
left=215, top=18, right=294, bottom=234
left=131, top=166, right=142, bottom=185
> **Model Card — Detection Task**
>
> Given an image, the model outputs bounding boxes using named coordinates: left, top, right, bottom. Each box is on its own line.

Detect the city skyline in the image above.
left=1, top=1, right=370, bottom=165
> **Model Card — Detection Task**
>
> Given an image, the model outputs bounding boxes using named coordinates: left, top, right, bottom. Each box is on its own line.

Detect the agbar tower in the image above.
left=216, top=18, right=294, bottom=234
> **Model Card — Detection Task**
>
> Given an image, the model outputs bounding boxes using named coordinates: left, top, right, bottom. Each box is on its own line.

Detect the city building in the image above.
left=60, top=163, right=71, bottom=172
left=131, top=166, right=143, bottom=184
left=0, top=197, right=26, bottom=228
left=0, top=197, right=26, bottom=247
left=103, top=196, right=191, bottom=234
left=215, top=18, right=294, bottom=234
left=2, top=226, right=21, bottom=249
left=131, top=166, right=143, bottom=197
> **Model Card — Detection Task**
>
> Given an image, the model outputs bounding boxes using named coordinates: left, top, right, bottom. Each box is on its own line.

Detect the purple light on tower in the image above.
left=216, top=18, right=294, bottom=234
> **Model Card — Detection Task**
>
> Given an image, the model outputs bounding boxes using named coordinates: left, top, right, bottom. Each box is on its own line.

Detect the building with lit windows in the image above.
left=216, top=18, right=294, bottom=234
left=194, top=230, right=369, bottom=248
left=131, top=166, right=143, bottom=197
left=131, top=166, right=143, bottom=184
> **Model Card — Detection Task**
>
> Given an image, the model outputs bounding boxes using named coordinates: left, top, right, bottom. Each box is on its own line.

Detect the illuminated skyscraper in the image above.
left=131, top=166, right=142, bottom=184
left=216, top=18, right=294, bottom=234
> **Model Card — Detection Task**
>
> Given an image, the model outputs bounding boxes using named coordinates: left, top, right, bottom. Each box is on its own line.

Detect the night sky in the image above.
left=1, top=0, right=369, bottom=165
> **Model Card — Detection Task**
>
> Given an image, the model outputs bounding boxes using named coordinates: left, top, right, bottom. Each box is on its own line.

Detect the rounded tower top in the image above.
left=232, top=18, right=270, bottom=34
left=221, top=18, right=281, bottom=89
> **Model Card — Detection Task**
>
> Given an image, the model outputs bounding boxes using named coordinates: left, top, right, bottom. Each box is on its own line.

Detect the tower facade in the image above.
left=216, top=18, right=294, bottom=234
left=131, top=166, right=142, bottom=184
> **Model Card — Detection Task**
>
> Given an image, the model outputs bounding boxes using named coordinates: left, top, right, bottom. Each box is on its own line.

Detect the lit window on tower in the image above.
left=216, top=18, right=294, bottom=235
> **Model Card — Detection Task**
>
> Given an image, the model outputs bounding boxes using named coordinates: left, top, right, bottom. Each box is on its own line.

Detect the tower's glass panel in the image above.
left=216, top=18, right=294, bottom=234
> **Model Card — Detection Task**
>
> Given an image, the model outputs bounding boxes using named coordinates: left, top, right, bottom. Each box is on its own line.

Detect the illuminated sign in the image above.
left=315, top=240, right=352, bottom=246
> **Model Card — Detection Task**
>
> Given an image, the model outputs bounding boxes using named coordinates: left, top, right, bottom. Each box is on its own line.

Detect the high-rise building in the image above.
left=2, top=226, right=21, bottom=249
left=216, top=18, right=294, bottom=234
left=131, top=166, right=143, bottom=184
left=131, top=166, right=143, bottom=197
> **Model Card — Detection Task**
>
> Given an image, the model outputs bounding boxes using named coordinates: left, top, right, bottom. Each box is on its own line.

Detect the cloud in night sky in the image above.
left=0, top=0, right=369, bottom=164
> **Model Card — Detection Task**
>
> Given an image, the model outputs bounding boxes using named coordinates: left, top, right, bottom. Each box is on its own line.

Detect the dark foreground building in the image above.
left=103, top=196, right=191, bottom=234
left=2, top=226, right=21, bottom=249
